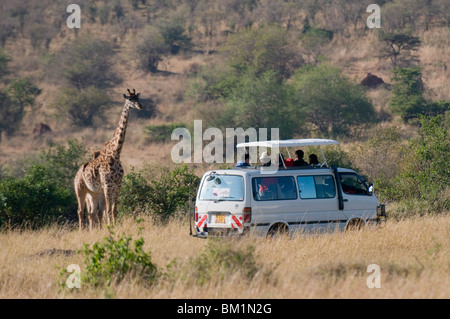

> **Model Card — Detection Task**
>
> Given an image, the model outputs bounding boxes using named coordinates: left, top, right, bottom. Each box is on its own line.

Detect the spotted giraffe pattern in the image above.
left=78, top=89, right=142, bottom=228
left=74, top=150, right=103, bottom=231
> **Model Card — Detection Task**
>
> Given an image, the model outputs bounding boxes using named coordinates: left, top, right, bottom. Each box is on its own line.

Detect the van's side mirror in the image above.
left=368, top=182, right=374, bottom=194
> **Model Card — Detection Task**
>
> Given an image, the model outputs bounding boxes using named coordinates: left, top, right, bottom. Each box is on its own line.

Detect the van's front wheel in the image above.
left=267, top=223, right=289, bottom=238
left=345, top=219, right=364, bottom=232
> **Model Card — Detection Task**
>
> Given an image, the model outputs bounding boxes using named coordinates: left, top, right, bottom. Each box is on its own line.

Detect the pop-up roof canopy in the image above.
left=236, top=138, right=338, bottom=149
left=236, top=138, right=339, bottom=168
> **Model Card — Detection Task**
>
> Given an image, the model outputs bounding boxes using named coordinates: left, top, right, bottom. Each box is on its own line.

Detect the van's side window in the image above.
left=339, top=173, right=370, bottom=195
left=253, top=176, right=297, bottom=201
left=297, top=175, right=336, bottom=199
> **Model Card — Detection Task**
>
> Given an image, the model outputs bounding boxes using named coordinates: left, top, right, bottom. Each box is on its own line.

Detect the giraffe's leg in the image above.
left=98, top=193, right=105, bottom=228
left=75, top=182, right=87, bottom=232
left=111, top=200, right=117, bottom=227
left=103, top=187, right=113, bottom=226
left=110, top=186, right=121, bottom=227
left=86, top=193, right=94, bottom=232
left=90, top=194, right=100, bottom=228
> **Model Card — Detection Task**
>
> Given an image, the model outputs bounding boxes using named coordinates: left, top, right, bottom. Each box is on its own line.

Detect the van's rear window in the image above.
left=199, top=175, right=244, bottom=201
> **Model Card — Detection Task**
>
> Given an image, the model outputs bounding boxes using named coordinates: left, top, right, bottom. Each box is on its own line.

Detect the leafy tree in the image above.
left=380, top=32, right=421, bottom=68
left=290, top=64, right=377, bottom=137
left=216, top=69, right=298, bottom=139
left=224, top=25, right=302, bottom=79
left=157, top=18, right=192, bottom=54
left=390, top=67, right=449, bottom=122
left=6, top=78, right=41, bottom=111
left=0, top=49, right=11, bottom=80
left=144, top=123, right=186, bottom=143
left=54, top=86, right=112, bottom=127
left=61, top=35, right=119, bottom=90
left=0, top=78, right=41, bottom=141
left=389, top=67, right=425, bottom=118
left=0, top=92, right=23, bottom=141
left=186, top=64, right=239, bottom=102
left=135, top=26, right=170, bottom=73
left=300, top=17, right=333, bottom=63
left=36, top=139, right=90, bottom=187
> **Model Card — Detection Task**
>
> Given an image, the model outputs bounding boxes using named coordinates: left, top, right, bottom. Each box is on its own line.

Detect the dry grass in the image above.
left=0, top=213, right=448, bottom=299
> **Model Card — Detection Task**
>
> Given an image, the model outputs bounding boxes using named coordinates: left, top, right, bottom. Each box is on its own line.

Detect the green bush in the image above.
left=0, top=165, right=75, bottom=229
left=389, top=67, right=449, bottom=122
left=118, top=164, right=201, bottom=223
left=117, top=169, right=151, bottom=217
left=305, top=145, right=354, bottom=169
left=79, top=229, right=158, bottom=287
left=389, top=67, right=426, bottom=120
left=144, top=123, right=186, bottom=143
left=377, top=115, right=450, bottom=213
left=0, top=140, right=89, bottom=229
left=189, top=240, right=262, bottom=286
left=0, top=49, right=11, bottom=80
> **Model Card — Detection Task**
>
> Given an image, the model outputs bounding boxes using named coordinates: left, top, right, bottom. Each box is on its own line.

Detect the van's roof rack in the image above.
left=236, top=138, right=339, bottom=168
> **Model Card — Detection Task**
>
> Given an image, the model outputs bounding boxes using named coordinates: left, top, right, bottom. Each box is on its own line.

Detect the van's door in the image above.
left=250, top=176, right=298, bottom=229
left=338, top=172, right=378, bottom=220
left=295, top=174, right=347, bottom=232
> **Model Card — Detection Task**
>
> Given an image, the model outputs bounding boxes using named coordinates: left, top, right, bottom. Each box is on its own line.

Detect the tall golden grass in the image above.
left=0, top=213, right=448, bottom=299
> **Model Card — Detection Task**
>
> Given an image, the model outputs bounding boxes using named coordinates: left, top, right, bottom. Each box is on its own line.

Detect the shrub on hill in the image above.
left=290, top=64, right=378, bottom=137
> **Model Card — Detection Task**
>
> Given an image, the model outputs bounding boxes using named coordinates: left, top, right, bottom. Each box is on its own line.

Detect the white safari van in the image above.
left=193, top=139, right=386, bottom=237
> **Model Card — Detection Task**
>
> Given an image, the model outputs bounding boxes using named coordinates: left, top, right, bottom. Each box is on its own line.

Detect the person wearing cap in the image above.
left=259, top=152, right=272, bottom=167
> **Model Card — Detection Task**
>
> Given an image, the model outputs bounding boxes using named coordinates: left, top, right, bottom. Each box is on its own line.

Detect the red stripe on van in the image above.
left=232, top=215, right=243, bottom=229
left=198, top=215, right=207, bottom=228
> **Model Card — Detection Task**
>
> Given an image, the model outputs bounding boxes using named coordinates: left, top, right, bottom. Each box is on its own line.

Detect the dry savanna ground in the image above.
left=0, top=213, right=448, bottom=299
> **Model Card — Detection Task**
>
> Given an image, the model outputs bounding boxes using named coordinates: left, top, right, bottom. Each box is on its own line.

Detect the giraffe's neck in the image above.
left=106, top=103, right=130, bottom=159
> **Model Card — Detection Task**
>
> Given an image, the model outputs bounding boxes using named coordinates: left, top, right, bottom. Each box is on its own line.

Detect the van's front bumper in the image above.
left=375, top=204, right=387, bottom=225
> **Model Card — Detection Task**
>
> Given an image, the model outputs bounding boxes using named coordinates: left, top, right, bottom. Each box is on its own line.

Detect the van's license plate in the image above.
left=215, top=214, right=226, bottom=224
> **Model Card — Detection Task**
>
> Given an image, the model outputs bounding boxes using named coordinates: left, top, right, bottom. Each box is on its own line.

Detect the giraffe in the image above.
left=74, top=150, right=103, bottom=231
left=79, top=89, right=142, bottom=228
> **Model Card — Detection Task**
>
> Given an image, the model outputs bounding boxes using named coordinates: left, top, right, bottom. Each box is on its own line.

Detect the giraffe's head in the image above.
left=123, top=89, right=143, bottom=110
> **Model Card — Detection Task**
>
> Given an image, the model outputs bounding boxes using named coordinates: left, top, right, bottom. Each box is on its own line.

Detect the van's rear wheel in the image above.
left=346, top=219, right=364, bottom=232
left=267, top=224, right=289, bottom=238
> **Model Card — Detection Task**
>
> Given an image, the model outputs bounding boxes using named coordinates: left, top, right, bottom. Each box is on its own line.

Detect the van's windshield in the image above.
left=199, top=175, right=244, bottom=201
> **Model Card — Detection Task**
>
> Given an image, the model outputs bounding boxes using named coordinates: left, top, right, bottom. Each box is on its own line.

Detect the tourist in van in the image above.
left=293, top=150, right=308, bottom=166
left=259, top=152, right=271, bottom=166
left=309, top=154, right=320, bottom=166
left=236, top=153, right=252, bottom=167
